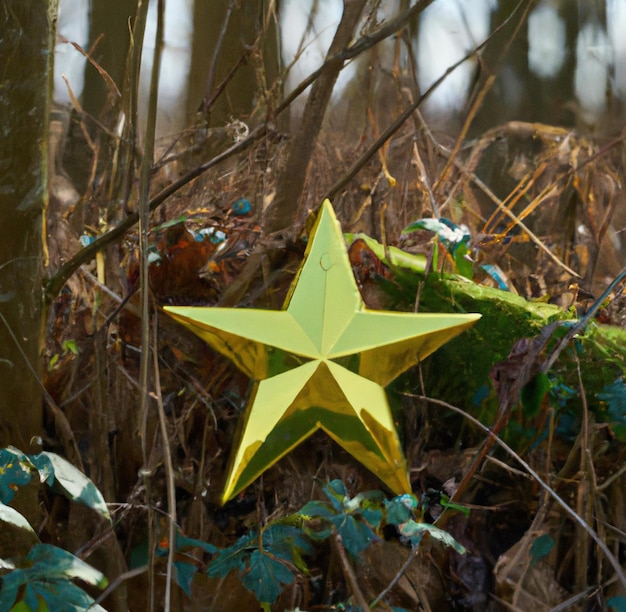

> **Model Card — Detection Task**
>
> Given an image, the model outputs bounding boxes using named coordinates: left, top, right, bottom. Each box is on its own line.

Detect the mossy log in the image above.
left=355, top=235, right=626, bottom=446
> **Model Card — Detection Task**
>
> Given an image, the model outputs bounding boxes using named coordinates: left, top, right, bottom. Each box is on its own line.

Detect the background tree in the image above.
left=0, top=0, right=54, bottom=453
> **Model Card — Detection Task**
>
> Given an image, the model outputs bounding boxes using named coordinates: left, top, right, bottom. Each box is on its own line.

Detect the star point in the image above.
left=164, top=199, right=480, bottom=503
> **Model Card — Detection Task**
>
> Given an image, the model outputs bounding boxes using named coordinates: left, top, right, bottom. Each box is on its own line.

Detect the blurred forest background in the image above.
left=1, top=0, right=625, bottom=610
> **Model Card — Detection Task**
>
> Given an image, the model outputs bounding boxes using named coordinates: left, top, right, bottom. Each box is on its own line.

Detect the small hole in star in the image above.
left=319, top=253, right=332, bottom=270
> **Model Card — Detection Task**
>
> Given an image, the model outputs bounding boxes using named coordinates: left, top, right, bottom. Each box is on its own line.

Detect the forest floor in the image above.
left=42, top=109, right=626, bottom=611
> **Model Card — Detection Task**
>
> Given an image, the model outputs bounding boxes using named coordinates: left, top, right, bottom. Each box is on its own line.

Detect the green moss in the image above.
left=386, top=269, right=626, bottom=445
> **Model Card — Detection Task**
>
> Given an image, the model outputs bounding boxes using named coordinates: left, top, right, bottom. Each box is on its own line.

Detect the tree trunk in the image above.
left=0, top=0, right=54, bottom=451
left=263, top=0, right=369, bottom=235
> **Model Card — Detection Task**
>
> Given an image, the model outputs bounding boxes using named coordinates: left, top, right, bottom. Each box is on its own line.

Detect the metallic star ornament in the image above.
left=164, top=200, right=480, bottom=503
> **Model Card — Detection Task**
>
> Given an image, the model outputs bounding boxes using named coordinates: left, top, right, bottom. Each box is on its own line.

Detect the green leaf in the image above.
left=402, top=217, right=448, bottom=235
left=402, top=218, right=470, bottom=256
left=330, top=514, right=377, bottom=557
left=28, top=544, right=108, bottom=587
left=432, top=240, right=439, bottom=271
left=240, top=550, right=295, bottom=604
left=263, top=524, right=313, bottom=573
left=360, top=505, right=383, bottom=530
left=0, top=502, right=38, bottom=540
left=299, top=499, right=336, bottom=520
left=399, top=520, right=466, bottom=554
left=0, top=447, right=33, bottom=503
left=9, top=598, right=47, bottom=612
left=302, top=522, right=333, bottom=542
left=439, top=494, right=470, bottom=517
left=453, top=242, right=474, bottom=280
left=28, top=452, right=110, bottom=521
left=153, top=215, right=187, bottom=232
left=345, top=233, right=427, bottom=273
left=384, top=494, right=417, bottom=526
left=344, top=489, right=384, bottom=514
left=530, top=533, right=554, bottom=564
left=21, top=580, right=105, bottom=612
left=0, top=544, right=107, bottom=612
left=174, top=561, right=198, bottom=597
left=175, top=532, right=219, bottom=555
left=323, top=479, right=347, bottom=511
left=206, top=532, right=254, bottom=578
left=48, top=354, right=59, bottom=370
left=62, top=339, right=79, bottom=355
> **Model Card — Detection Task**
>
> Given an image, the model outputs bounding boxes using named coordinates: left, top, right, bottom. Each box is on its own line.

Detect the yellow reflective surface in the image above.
left=164, top=200, right=481, bottom=503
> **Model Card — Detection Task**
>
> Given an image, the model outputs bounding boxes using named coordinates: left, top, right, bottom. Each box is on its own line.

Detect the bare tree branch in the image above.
left=263, top=0, right=369, bottom=235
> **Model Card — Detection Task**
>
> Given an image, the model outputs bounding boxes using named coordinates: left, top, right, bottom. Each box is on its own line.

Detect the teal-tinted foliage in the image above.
left=0, top=446, right=110, bottom=610
left=143, top=480, right=466, bottom=606
left=402, top=217, right=473, bottom=279
left=205, top=521, right=314, bottom=604
left=260, top=481, right=464, bottom=604
left=1, top=446, right=469, bottom=608
left=0, top=544, right=108, bottom=612
left=597, top=377, right=626, bottom=442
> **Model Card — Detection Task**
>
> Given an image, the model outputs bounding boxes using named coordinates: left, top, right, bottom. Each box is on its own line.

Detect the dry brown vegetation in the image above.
left=40, top=2, right=626, bottom=610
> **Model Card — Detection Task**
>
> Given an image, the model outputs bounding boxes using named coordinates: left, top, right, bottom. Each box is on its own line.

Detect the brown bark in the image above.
left=263, top=0, right=369, bottom=235
left=0, top=0, right=53, bottom=452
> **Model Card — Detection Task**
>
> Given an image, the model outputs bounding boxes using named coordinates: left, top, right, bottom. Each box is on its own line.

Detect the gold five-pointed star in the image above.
left=164, top=200, right=480, bottom=503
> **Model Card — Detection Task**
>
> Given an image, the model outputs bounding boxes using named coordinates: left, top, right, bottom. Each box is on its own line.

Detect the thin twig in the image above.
left=275, top=0, right=435, bottom=117
left=330, top=531, right=371, bottom=611
left=540, top=267, right=626, bottom=373
left=324, top=6, right=516, bottom=202
left=92, top=565, right=149, bottom=608
left=462, top=170, right=581, bottom=278
left=407, top=393, right=626, bottom=591
left=204, top=0, right=237, bottom=117
left=370, top=548, right=417, bottom=608
left=151, top=311, right=177, bottom=612
left=44, top=123, right=267, bottom=302
left=135, top=0, right=163, bottom=607
left=264, top=0, right=369, bottom=234
left=44, top=0, right=433, bottom=301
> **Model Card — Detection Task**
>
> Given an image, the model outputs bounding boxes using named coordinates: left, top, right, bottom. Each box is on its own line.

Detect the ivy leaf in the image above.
left=28, top=452, right=110, bottom=521
left=0, top=447, right=33, bottom=504
left=399, top=520, right=466, bottom=554
left=240, top=550, right=295, bottom=604
left=300, top=481, right=383, bottom=557
left=19, top=580, right=105, bottom=612
left=0, top=502, right=38, bottom=542
left=206, top=532, right=255, bottom=578
left=330, top=514, right=377, bottom=557
left=323, top=479, right=347, bottom=511
left=0, top=544, right=107, bottom=612
left=174, top=561, right=198, bottom=597
left=299, top=500, right=336, bottom=520
left=262, top=523, right=313, bottom=572
left=439, top=494, right=470, bottom=517
left=345, top=489, right=385, bottom=529
left=385, top=494, right=418, bottom=526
